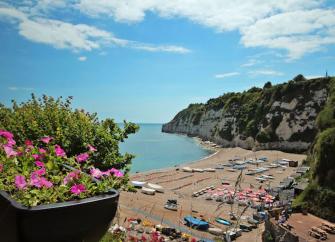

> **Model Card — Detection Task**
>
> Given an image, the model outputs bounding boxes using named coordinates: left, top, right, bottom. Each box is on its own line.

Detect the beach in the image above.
left=115, top=147, right=307, bottom=241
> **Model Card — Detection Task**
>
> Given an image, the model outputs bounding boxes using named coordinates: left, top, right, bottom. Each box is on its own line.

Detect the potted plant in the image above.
left=0, top=130, right=126, bottom=242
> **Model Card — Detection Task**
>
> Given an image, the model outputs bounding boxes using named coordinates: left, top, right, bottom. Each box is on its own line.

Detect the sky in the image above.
left=0, top=0, right=334, bottom=123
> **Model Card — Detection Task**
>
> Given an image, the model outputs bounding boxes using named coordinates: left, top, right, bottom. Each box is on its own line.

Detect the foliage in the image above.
left=316, top=78, right=335, bottom=130
left=100, top=232, right=126, bottom=242
left=292, top=182, right=335, bottom=222
left=165, top=76, right=332, bottom=146
left=293, top=74, right=306, bottom=82
left=0, top=130, right=127, bottom=207
left=263, top=81, right=272, bottom=89
left=293, top=77, right=335, bottom=221
left=0, top=95, right=139, bottom=171
left=310, top=127, right=335, bottom=188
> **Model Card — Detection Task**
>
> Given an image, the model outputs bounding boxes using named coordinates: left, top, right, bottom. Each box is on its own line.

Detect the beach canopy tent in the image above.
left=184, top=216, right=209, bottom=230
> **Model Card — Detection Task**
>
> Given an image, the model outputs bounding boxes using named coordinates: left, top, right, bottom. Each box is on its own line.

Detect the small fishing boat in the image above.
left=164, top=200, right=178, bottom=211
left=215, top=166, right=225, bottom=170
left=240, top=224, right=252, bottom=231
left=247, top=217, right=259, bottom=225
left=184, top=216, right=209, bottom=230
left=131, top=181, right=146, bottom=187
left=227, top=168, right=236, bottom=172
left=146, top=183, right=164, bottom=193
left=208, top=227, right=223, bottom=235
left=141, top=187, right=155, bottom=195
left=193, top=168, right=204, bottom=173
left=215, top=217, right=231, bottom=226
left=255, top=177, right=267, bottom=181
left=204, top=168, right=216, bottom=172
left=182, top=167, right=193, bottom=172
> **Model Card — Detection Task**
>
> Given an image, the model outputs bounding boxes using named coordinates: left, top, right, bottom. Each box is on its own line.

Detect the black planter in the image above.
left=0, top=189, right=119, bottom=242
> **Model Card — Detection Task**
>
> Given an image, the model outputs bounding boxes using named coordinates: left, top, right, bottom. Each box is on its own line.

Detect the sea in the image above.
left=119, top=123, right=214, bottom=173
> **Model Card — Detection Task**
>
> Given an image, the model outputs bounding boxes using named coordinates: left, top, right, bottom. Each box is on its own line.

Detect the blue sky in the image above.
left=0, top=1, right=334, bottom=123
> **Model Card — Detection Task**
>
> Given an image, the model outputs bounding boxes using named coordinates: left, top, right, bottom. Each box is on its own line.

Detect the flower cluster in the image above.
left=0, top=130, right=125, bottom=207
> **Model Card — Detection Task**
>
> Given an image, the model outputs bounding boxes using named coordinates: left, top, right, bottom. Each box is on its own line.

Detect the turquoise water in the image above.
left=119, top=124, right=213, bottom=173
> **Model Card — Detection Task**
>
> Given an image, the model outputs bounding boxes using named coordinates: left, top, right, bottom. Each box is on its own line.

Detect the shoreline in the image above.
left=129, top=134, right=218, bottom=175
left=119, top=147, right=307, bottom=241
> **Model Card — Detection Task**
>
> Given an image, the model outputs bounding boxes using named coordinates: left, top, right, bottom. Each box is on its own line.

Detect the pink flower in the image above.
left=90, top=168, right=103, bottom=178
left=63, top=170, right=80, bottom=185
left=54, top=145, right=66, bottom=157
left=0, top=163, right=3, bottom=172
left=6, top=138, right=16, bottom=147
left=25, top=140, right=33, bottom=147
left=88, top=144, right=97, bottom=152
left=76, top=153, right=89, bottom=163
left=35, top=161, right=45, bottom=168
left=40, top=177, right=53, bottom=188
left=40, top=136, right=53, bottom=144
left=39, top=148, right=47, bottom=154
left=3, top=145, right=18, bottom=158
left=109, top=168, right=124, bottom=178
left=32, top=168, right=46, bottom=176
left=32, top=154, right=40, bottom=160
left=70, top=184, right=86, bottom=195
left=30, top=174, right=53, bottom=188
left=0, top=130, right=15, bottom=147
left=30, top=174, right=42, bottom=188
left=0, top=130, right=14, bottom=140
left=15, top=175, right=27, bottom=190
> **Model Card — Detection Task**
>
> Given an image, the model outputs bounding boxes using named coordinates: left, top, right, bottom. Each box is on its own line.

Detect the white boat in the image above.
left=146, top=183, right=164, bottom=193
left=141, top=187, right=155, bottom=195
left=261, top=175, right=274, bottom=179
left=204, top=168, right=216, bottom=172
left=227, top=168, right=236, bottom=172
left=182, top=167, right=193, bottom=172
left=193, top=168, right=204, bottom=172
left=255, top=177, right=267, bottom=181
left=131, top=181, right=146, bottom=187
left=208, top=227, right=223, bottom=235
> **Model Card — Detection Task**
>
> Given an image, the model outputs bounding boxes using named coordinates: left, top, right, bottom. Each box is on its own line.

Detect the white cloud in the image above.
left=74, top=0, right=334, bottom=59
left=241, top=9, right=335, bottom=59
left=78, top=56, right=87, bottom=61
left=8, top=86, right=34, bottom=91
left=249, top=69, right=284, bottom=76
left=0, top=5, right=190, bottom=54
left=241, top=59, right=259, bottom=67
left=214, top=72, right=240, bottom=79
left=1, top=1, right=334, bottom=59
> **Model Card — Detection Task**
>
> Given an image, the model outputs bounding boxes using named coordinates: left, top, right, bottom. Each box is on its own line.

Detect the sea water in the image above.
left=119, top=123, right=213, bottom=173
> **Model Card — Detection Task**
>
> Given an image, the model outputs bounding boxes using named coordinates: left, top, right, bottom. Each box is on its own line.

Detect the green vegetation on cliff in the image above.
left=293, top=77, right=335, bottom=221
left=165, top=76, right=330, bottom=149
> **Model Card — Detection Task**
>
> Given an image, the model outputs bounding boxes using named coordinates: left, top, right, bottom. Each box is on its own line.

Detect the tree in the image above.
left=0, top=94, right=139, bottom=173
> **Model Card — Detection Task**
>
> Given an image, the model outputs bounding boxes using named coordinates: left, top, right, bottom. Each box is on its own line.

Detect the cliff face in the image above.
left=162, top=77, right=331, bottom=152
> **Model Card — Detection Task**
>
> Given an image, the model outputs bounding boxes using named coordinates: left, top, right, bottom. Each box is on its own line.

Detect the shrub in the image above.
left=0, top=95, right=139, bottom=172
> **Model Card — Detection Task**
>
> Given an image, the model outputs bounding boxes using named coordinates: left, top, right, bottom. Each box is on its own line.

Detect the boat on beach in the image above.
left=215, top=217, right=232, bottom=226
left=141, top=187, right=155, bottom=195
left=184, top=216, right=209, bottom=230
left=131, top=181, right=146, bottom=187
left=208, top=227, right=223, bottom=235
left=146, top=183, right=164, bottom=193
left=182, top=167, right=193, bottom=172
left=204, top=168, right=216, bottom=172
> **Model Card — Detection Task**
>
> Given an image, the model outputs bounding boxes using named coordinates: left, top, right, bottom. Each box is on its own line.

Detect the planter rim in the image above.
left=0, top=189, right=119, bottom=211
